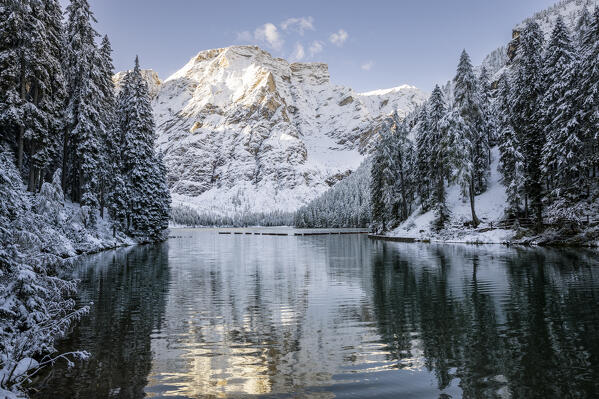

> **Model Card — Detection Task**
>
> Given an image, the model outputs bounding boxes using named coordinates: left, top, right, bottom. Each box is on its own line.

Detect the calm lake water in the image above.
left=33, top=229, right=599, bottom=398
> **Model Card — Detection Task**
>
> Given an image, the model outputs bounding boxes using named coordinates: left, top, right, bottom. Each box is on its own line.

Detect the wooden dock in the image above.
left=368, top=234, right=418, bottom=243
left=218, top=230, right=370, bottom=236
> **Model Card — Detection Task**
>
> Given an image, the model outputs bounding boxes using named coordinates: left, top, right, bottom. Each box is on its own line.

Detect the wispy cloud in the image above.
left=254, top=23, right=284, bottom=50
left=237, top=18, right=344, bottom=57
left=291, top=42, right=305, bottom=61
left=280, top=17, right=314, bottom=35
left=329, top=29, right=348, bottom=47
left=309, top=40, right=324, bottom=57
left=361, top=61, right=374, bottom=71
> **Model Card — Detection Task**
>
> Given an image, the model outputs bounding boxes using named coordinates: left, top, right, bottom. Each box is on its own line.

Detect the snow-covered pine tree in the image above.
left=496, top=75, right=524, bottom=218
left=370, top=139, right=387, bottom=233
left=453, top=50, right=487, bottom=227
left=478, top=65, right=496, bottom=167
left=541, top=16, right=582, bottom=214
left=24, top=0, right=67, bottom=192
left=391, top=118, right=416, bottom=222
left=96, top=35, right=117, bottom=219
left=148, top=151, right=172, bottom=237
left=64, top=0, right=104, bottom=212
left=576, top=5, right=592, bottom=48
left=0, top=0, right=30, bottom=170
left=426, top=85, right=451, bottom=228
left=415, top=104, right=432, bottom=210
left=510, top=20, right=545, bottom=226
left=579, top=7, right=599, bottom=201
left=118, top=57, right=170, bottom=240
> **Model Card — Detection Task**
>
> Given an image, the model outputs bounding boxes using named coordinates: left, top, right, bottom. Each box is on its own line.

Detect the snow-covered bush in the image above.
left=0, top=149, right=89, bottom=396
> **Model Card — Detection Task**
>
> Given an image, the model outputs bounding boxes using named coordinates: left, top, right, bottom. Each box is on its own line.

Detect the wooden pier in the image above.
left=218, top=230, right=370, bottom=236
left=368, top=234, right=418, bottom=243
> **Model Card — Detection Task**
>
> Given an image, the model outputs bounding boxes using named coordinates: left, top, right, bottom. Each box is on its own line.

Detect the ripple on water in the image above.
left=31, top=230, right=599, bottom=399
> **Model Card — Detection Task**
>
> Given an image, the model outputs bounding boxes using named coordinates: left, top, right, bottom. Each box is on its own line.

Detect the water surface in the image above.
left=34, top=229, right=599, bottom=398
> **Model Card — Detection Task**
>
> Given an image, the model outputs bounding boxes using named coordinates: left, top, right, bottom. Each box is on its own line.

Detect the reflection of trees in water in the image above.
left=33, top=243, right=170, bottom=399
left=371, top=243, right=599, bottom=398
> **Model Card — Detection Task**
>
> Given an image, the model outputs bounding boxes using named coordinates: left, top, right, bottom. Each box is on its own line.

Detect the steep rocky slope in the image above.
left=123, top=45, right=426, bottom=218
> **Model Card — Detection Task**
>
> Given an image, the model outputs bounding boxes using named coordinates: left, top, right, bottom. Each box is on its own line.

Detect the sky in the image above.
left=64, top=0, right=559, bottom=92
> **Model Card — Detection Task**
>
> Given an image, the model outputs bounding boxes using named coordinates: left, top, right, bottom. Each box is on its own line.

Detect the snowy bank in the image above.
left=384, top=148, right=598, bottom=247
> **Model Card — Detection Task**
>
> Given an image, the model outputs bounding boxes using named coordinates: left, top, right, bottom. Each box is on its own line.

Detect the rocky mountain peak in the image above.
left=115, top=45, right=427, bottom=218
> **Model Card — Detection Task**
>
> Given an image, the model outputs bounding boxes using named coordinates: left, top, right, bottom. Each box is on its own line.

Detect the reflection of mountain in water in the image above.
left=148, top=234, right=380, bottom=397
left=30, top=231, right=599, bottom=399
left=371, top=243, right=599, bottom=398
left=33, top=244, right=170, bottom=399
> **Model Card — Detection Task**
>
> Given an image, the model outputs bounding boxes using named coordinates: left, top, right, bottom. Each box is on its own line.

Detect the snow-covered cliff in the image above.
left=123, top=45, right=426, bottom=218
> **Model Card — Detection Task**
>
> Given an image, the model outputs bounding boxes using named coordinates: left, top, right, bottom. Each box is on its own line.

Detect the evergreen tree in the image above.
left=427, top=85, right=449, bottom=228
left=497, top=76, right=524, bottom=217
left=576, top=5, right=592, bottom=48
left=370, top=141, right=387, bottom=233
left=117, top=57, right=170, bottom=239
left=541, top=16, right=582, bottom=211
left=415, top=104, right=432, bottom=210
left=64, top=0, right=103, bottom=210
left=0, top=0, right=30, bottom=169
left=97, top=35, right=117, bottom=218
left=579, top=7, right=599, bottom=201
left=510, top=20, right=545, bottom=226
left=453, top=50, right=486, bottom=227
left=478, top=65, right=495, bottom=169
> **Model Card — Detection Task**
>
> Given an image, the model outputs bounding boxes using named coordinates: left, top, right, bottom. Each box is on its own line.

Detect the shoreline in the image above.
left=368, top=232, right=599, bottom=248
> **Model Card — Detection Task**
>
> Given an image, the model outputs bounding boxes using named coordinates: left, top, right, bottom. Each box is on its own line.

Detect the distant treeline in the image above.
left=171, top=204, right=294, bottom=227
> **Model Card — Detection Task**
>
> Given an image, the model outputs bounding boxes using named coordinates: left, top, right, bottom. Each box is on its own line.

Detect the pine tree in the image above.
left=370, top=141, right=387, bottom=233
left=510, top=21, right=545, bottom=226
left=117, top=57, right=170, bottom=240
left=478, top=65, right=495, bottom=170
left=541, top=16, right=581, bottom=211
left=0, top=0, right=30, bottom=169
left=97, top=35, right=117, bottom=219
left=453, top=50, right=486, bottom=227
left=415, top=104, right=432, bottom=210
left=25, top=0, right=66, bottom=192
left=64, top=0, right=103, bottom=209
left=579, top=7, right=599, bottom=202
left=576, top=6, right=592, bottom=48
left=427, top=85, right=450, bottom=228
left=496, top=75, right=524, bottom=217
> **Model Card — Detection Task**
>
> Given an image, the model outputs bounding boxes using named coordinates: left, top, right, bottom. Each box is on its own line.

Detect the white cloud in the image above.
left=254, top=23, right=284, bottom=50
left=361, top=61, right=374, bottom=71
left=281, top=16, right=315, bottom=35
left=291, top=43, right=305, bottom=61
left=309, top=40, right=324, bottom=57
left=329, top=29, right=348, bottom=46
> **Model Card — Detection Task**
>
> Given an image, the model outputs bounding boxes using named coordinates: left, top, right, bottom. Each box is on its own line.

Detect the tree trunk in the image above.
left=100, top=180, right=105, bottom=219
left=469, top=179, right=479, bottom=227
left=28, top=165, right=36, bottom=192
left=17, top=56, right=26, bottom=171
left=17, top=126, right=24, bottom=170
left=61, top=129, right=68, bottom=196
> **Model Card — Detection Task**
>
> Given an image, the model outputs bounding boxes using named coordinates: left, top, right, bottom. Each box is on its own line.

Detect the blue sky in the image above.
left=71, top=0, right=557, bottom=92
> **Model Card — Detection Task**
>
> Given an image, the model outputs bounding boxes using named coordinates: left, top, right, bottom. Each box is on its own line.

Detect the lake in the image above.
left=33, top=228, right=599, bottom=398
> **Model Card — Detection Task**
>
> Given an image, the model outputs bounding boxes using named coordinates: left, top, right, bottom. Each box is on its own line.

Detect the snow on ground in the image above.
left=390, top=147, right=516, bottom=244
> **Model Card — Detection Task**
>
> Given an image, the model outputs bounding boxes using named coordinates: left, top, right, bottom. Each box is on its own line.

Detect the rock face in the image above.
left=123, top=45, right=426, bottom=217
left=113, top=69, right=162, bottom=99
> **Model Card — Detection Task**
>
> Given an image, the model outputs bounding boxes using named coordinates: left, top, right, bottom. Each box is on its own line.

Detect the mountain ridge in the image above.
left=115, top=45, right=426, bottom=218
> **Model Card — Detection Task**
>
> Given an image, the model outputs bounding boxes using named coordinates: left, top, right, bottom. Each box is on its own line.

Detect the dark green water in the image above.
left=33, top=229, right=599, bottom=398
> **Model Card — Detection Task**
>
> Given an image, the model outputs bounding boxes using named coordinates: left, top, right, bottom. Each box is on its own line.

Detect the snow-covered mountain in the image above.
left=484, top=0, right=591, bottom=77
left=121, top=45, right=426, bottom=218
